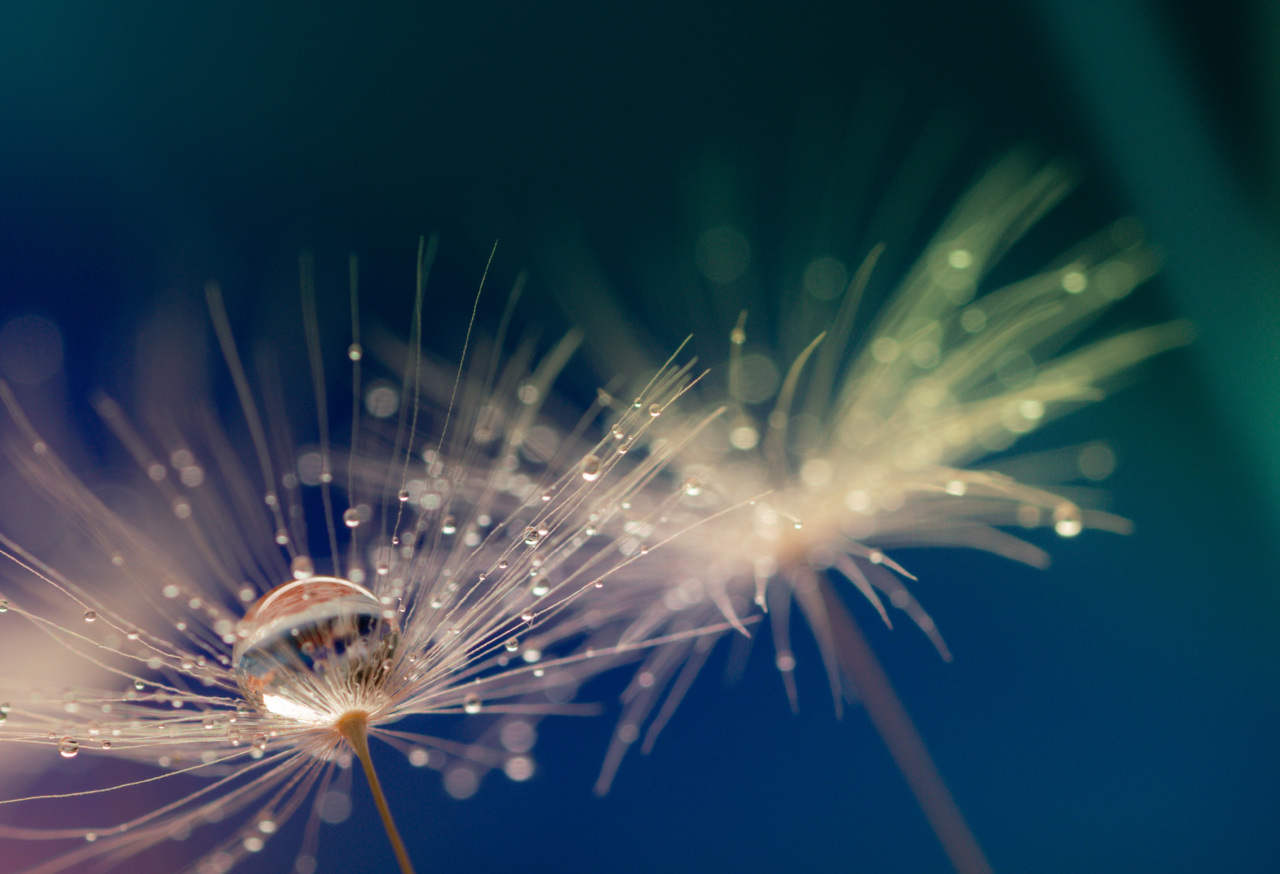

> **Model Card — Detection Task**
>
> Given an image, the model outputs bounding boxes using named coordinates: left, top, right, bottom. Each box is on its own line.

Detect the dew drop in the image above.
left=648, top=403, right=661, bottom=417
left=523, top=528, right=541, bottom=547
left=580, top=455, right=601, bottom=482
left=252, top=734, right=268, bottom=751
left=504, top=638, right=520, bottom=652
left=463, top=694, right=482, bottom=714
left=441, top=516, right=457, bottom=535
left=1053, top=503, right=1083, bottom=538
left=611, top=424, right=625, bottom=441
left=347, top=343, right=363, bottom=361
left=58, top=737, right=79, bottom=758
left=498, top=559, right=509, bottom=569
left=0, top=599, right=7, bottom=613
left=682, top=478, right=702, bottom=496
left=342, top=509, right=360, bottom=528
left=531, top=582, right=549, bottom=597
left=520, top=610, right=535, bottom=623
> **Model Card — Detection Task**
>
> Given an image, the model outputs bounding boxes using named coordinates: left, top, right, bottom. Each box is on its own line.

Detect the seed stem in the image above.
left=337, top=711, right=417, bottom=874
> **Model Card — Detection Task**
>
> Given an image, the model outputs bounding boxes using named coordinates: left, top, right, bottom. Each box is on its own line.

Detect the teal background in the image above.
left=1, top=1, right=1277, bottom=872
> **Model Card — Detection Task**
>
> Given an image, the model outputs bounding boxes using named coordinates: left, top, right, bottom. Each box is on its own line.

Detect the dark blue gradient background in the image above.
left=1, top=2, right=1277, bottom=872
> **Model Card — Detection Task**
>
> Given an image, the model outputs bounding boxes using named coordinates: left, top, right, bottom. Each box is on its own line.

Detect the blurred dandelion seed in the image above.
left=546, top=152, right=1191, bottom=874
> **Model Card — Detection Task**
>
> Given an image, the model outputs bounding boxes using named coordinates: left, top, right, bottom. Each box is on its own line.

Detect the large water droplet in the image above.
left=58, top=737, right=79, bottom=758
left=580, top=455, right=601, bottom=482
left=463, top=694, right=482, bottom=714
left=233, top=577, right=400, bottom=720
left=342, top=509, right=360, bottom=528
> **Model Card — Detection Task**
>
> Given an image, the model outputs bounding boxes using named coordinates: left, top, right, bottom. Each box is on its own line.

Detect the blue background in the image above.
left=1, top=2, right=1277, bottom=872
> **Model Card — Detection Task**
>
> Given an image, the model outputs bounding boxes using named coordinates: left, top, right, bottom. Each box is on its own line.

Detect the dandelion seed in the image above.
left=0, top=245, right=729, bottom=874
left=550, top=154, right=1190, bottom=874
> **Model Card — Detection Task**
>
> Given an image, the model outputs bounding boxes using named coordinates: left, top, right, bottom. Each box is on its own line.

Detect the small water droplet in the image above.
left=611, top=424, right=625, bottom=441
left=523, top=528, right=541, bottom=547
left=648, top=403, right=661, bottom=417
left=504, top=638, right=520, bottom=652
left=58, top=737, right=79, bottom=758
left=0, top=599, right=8, bottom=613
left=463, top=694, right=482, bottom=714
left=398, top=488, right=410, bottom=502
left=498, top=559, right=509, bottom=569
left=1053, top=503, right=1083, bottom=538
left=520, top=610, right=534, bottom=623
left=441, top=516, right=457, bottom=535
left=580, top=455, right=601, bottom=481
left=342, top=508, right=360, bottom=528
left=347, top=343, right=363, bottom=361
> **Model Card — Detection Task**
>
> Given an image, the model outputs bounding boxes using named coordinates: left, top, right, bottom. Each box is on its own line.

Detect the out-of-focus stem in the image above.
left=338, top=711, right=417, bottom=874
left=819, top=579, right=993, bottom=874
